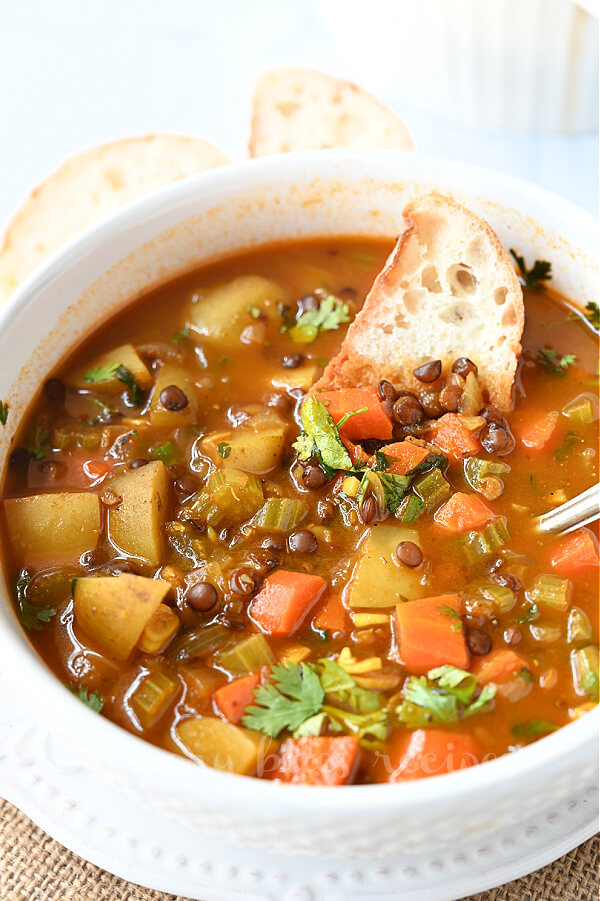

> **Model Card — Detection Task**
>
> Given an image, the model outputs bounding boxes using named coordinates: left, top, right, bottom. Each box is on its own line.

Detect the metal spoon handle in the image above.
left=537, top=483, right=600, bottom=534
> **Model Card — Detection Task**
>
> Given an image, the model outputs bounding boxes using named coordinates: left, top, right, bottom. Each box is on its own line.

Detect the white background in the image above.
left=0, top=0, right=597, bottom=232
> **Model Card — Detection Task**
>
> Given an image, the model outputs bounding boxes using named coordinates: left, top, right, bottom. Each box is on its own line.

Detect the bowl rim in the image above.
left=0, top=149, right=598, bottom=812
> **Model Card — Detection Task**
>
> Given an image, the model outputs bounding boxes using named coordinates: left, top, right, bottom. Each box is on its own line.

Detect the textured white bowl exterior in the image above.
left=0, top=152, right=598, bottom=863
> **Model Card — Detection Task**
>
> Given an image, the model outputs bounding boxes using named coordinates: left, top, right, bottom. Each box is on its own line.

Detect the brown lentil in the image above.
left=413, top=360, right=442, bottom=383
left=395, top=541, right=423, bottom=567
left=159, top=385, right=189, bottom=411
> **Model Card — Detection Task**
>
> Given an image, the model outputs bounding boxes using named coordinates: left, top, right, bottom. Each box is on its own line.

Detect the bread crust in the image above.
left=249, top=67, right=414, bottom=157
left=0, top=135, right=230, bottom=302
left=316, top=193, right=524, bottom=410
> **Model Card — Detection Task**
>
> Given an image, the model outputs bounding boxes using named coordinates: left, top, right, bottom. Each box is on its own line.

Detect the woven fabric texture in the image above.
left=0, top=798, right=597, bottom=900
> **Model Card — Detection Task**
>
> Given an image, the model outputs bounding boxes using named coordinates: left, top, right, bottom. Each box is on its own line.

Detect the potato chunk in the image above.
left=72, top=342, right=152, bottom=392
left=74, top=573, right=170, bottom=661
left=176, top=716, right=275, bottom=775
left=187, top=275, right=286, bottom=339
left=148, top=363, right=199, bottom=428
left=202, top=411, right=288, bottom=474
left=4, top=492, right=101, bottom=564
left=108, top=461, right=170, bottom=564
left=345, top=524, right=425, bottom=609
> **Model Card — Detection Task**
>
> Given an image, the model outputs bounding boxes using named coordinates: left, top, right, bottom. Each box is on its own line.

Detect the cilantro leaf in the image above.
left=287, top=295, right=351, bottom=344
left=537, top=348, right=576, bottom=376
left=373, top=450, right=394, bottom=471
left=402, top=494, right=425, bottom=523
left=293, top=395, right=352, bottom=471
left=246, top=305, right=263, bottom=319
left=67, top=683, right=104, bottom=712
left=582, top=670, right=599, bottom=703
left=318, top=658, right=382, bottom=714
left=293, top=712, right=327, bottom=738
left=0, top=401, right=9, bottom=426
left=15, top=570, right=56, bottom=631
left=396, top=664, right=495, bottom=728
left=149, top=441, right=177, bottom=466
left=510, top=250, right=552, bottom=288
left=217, top=441, right=232, bottom=459
left=84, top=363, right=145, bottom=406
left=242, top=662, right=325, bottom=738
left=377, top=472, right=410, bottom=514
left=26, top=419, right=50, bottom=460
left=518, top=603, right=539, bottom=623
left=554, top=431, right=583, bottom=462
left=170, top=327, right=190, bottom=344
left=511, top=719, right=559, bottom=739
left=566, top=302, right=600, bottom=331
left=323, top=705, right=388, bottom=746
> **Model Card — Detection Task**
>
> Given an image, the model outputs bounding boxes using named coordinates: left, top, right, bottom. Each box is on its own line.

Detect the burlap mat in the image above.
left=0, top=798, right=597, bottom=900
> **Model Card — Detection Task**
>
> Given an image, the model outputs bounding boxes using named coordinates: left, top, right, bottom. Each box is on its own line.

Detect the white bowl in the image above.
left=0, top=152, right=598, bottom=871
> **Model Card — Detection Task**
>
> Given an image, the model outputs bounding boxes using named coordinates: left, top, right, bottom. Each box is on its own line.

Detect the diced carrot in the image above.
left=381, top=729, right=483, bottom=782
left=316, top=387, right=393, bottom=440
left=271, top=736, right=360, bottom=785
left=84, top=459, right=113, bottom=483
left=473, top=650, right=529, bottom=685
left=394, top=594, right=468, bottom=674
left=214, top=673, right=261, bottom=725
left=428, top=414, right=479, bottom=459
left=434, top=492, right=494, bottom=533
left=380, top=441, right=430, bottom=475
left=551, top=528, right=600, bottom=572
left=250, top=570, right=327, bottom=636
left=517, top=411, right=559, bottom=450
left=312, top=593, right=348, bottom=634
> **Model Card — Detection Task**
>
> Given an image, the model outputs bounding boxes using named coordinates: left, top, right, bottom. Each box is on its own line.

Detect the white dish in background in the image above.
left=317, top=0, right=599, bottom=134
left=0, top=151, right=598, bottom=898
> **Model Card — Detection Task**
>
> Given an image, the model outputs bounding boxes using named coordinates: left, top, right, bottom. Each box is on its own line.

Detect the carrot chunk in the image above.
left=429, top=414, right=479, bottom=459
left=214, top=673, right=261, bottom=725
left=382, top=729, right=483, bottom=782
left=435, top=492, right=494, bottom=533
left=250, top=570, right=327, bottom=636
left=312, top=593, right=348, bottom=633
left=473, top=649, right=529, bottom=684
left=271, top=736, right=360, bottom=785
left=316, top=387, right=393, bottom=440
left=380, top=441, right=431, bottom=475
left=551, top=528, right=600, bottom=572
left=340, top=436, right=372, bottom=467
left=517, top=411, right=559, bottom=450
left=394, top=594, right=468, bottom=674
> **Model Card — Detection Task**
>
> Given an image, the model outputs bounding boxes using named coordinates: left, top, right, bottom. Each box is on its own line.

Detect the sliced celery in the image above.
left=216, top=633, right=276, bottom=674
left=253, top=498, right=308, bottom=532
left=413, top=467, right=450, bottom=507
left=168, top=623, right=231, bottom=662
left=529, top=623, right=561, bottom=643
left=208, top=467, right=264, bottom=520
left=182, top=489, right=224, bottom=527
left=462, top=517, right=509, bottom=563
left=464, top=457, right=511, bottom=500
left=53, top=426, right=101, bottom=451
left=567, top=608, right=593, bottom=643
left=526, top=574, right=571, bottom=611
left=571, top=646, right=599, bottom=700
left=130, top=671, right=180, bottom=730
left=476, top=582, right=516, bottom=612
left=561, top=393, right=596, bottom=425
left=165, top=521, right=212, bottom=568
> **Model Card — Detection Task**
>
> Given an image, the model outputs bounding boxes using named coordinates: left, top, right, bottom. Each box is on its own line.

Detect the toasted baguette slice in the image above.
left=317, top=193, right=524, bottom=410
left=249, top=67, right=414, bottom=157
left=0, top=135, right=231, bottom=302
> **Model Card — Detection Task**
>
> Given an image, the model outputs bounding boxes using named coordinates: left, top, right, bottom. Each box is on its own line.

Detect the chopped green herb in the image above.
left=293, top=395, right=352, bottom=474
left=582, top=670, right=599, bottom=703
left=26, top=420, right=51, bottom=460
left=377, top=472, right=411, bottom=515
left=15, top=570, right=56, bottom=631
left=396, top=664, right=496, bottom=728
left=518, top=603, right=539, bottom=623
left=149, top=441, right=177, bottom=466
left=511, top=719, right=559, bottom=739
left=519, top=668, right=534, bottom=684
left=401, top=494, right=425, bottom=523
left=247, top=305, right=262, bottom=319
left=286, top=295, right=351, bottom=344
left=170, top=327, right=190, bottom=344
left=0, top=401, right=9, bottom=426
left=537, top=348, right=576, bottom=376
left=554, top=431, right=583, bottom=462
left=336, top=407, right=367, bottom=433
left=437, top=605, right=463, bottom=632
left=86, top=397, right=117, bottom=425
left=217, top=355, right=229, bottom=365
left=317, top=357, right=329, bottom=367
left=510, top=250, right=552, bottom=288
left=566, top=302, right=600, bottom=331
left=242, top=662, right=325, bottom=738
left=217, top=441, right=232, bottom=459
left=67, top=683, right=104, bottom=713
left=84, top=363, right=145, bottom=406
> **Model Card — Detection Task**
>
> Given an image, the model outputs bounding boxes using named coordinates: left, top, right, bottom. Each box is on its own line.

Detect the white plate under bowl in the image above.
left=0, top=151, right=598, bottom=899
